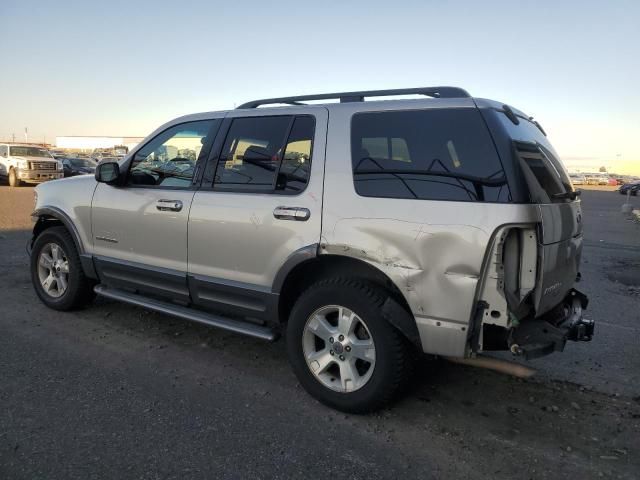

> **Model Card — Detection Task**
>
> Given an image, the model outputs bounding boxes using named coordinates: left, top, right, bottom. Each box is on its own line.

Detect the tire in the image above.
left=9, top=168, right=21, bottom=187
left=31, top=226, right=95, bottom=311
left=286, top=278, right=414, bottom=413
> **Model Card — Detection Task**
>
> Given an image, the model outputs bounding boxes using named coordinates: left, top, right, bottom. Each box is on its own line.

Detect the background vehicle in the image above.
left=91, top=147, right=128, bottom=162
left=0, top=143, right=63, bottom=186
left=29, top=87, right=594, bottom=412
left=62, top=157, right=97, bottom=177
left=569, top=173, right=586, bottom=185
left=585, top=174, right=599, bottom=185
left=585, top=173, right=609, bottom=185
left=619, top=181, right=640, bottom=196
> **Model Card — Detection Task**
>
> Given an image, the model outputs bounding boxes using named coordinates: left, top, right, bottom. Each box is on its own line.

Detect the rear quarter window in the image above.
left=351, top=108, right=510, bottom=202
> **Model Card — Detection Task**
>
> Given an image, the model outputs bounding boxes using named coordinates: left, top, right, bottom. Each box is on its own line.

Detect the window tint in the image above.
left=277, top=116, right=314, bottom=193
left=128, top=120, right=217, bottom=188
left=351, top=109, right=509, bottom=202
left=362, top=137, right=411, bottom=162
left=0, top=145, right=7, bottom=157
left=214, top=115, right=314, bottom=193
left=215, top=116, right=291, bottom=190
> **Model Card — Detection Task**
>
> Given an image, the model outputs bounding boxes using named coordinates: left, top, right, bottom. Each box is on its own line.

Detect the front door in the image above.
left=187, top=107, right=328, bottom=319
left=91, top=117, right=222, bottom=301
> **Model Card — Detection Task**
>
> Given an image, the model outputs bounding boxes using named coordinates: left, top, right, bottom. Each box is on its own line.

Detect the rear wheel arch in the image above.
left=276, top=254, right=421, bottom=348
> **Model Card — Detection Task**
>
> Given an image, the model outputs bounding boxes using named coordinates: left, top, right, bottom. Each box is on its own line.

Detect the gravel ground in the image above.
left=1, top=184, right=639, bottom=480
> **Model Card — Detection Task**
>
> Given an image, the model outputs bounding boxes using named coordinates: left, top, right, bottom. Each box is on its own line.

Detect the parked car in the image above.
left=585, top=173, right=609, bottom=185
left=619, top=181, right=640, bottom=196
left=584, top=174, right=599, bottom=185
left=569, top=173, right=586, bottom=185
left=62, top=157, right=97, bottom=177
left=29, top=87, right=594, bottom=412
left=0, top=143, right=63, bottom=186
left=607, top=177, right=618, bottom=186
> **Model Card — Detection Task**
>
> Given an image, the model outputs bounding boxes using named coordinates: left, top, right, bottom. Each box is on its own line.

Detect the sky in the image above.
left=1, top=0, right=638, bottom=174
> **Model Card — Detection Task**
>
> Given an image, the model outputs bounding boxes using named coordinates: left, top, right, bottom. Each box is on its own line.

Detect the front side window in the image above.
left=214, top=115, right=314, bottom=193
left=128, top=120, right=218, bottom=188
left=351, top=109, right=510, bottom=202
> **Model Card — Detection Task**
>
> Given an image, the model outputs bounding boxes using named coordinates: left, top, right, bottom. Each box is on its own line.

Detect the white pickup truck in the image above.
left=0, top=143, right=63, bottom=186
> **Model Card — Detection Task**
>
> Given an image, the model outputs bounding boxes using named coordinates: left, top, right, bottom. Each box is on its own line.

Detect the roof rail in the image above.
left=236, top=86, right=471, bottom=109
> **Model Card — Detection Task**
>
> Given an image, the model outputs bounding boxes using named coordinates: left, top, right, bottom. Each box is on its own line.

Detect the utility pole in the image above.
left=11, top=133, right=15, bottom=143
left=24, top=127, right=28, bottom=143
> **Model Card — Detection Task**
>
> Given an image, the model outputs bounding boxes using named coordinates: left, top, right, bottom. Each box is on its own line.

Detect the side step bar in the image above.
left=94, top=285, right=277, bottom=342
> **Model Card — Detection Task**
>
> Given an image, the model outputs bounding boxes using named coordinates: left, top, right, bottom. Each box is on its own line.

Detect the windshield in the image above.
left=9, top=146, right=53, bottom=158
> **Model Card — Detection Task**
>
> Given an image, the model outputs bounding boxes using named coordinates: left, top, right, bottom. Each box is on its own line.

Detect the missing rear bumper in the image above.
left=509, top=289, right=594, bottom=359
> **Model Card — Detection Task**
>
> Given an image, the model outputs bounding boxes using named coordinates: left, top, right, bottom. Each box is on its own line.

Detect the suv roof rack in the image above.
left=236, top=86, right=471, bottom=109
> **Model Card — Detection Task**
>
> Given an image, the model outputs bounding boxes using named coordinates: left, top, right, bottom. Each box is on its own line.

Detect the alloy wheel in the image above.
left=37, top=242, right=70, bottom=298
left=302, top=305, right=376, bottom=392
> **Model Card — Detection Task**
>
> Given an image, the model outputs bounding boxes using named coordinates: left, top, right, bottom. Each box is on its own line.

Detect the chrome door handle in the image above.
left=273, top=206, right=310, bottom=221
left=156, top=199, right=183, bottom=212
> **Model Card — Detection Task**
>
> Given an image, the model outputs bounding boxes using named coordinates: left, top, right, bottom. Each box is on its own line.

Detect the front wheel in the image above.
left=8, top=168, right=21, bottom=187
left=286, top=278, right=414, bottom=413
left=31, top=226, right=95, bottom=310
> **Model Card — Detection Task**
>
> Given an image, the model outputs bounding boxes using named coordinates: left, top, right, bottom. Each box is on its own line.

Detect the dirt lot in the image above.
left=1, top=185, right=639, bottom=479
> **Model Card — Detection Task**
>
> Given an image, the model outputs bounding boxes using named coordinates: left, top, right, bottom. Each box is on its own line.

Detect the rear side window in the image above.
left=214, top=115, right=314, bottom=193
left=351, top=109, right=510, bottom=202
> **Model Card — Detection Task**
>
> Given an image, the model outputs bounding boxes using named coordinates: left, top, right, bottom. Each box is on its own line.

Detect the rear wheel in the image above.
left=286, top=278, right=414, bottom=413
left=31, top=226, right=95, bottom=310
left=8, top=168, right=21, bottom=187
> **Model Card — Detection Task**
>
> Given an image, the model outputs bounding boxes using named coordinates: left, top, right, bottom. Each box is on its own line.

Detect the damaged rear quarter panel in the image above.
left=321, top=204, right=539, bottom=327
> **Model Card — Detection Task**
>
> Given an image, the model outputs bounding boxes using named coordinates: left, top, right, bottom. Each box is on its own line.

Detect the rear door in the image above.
left=187, top=107, right=327, bottom=319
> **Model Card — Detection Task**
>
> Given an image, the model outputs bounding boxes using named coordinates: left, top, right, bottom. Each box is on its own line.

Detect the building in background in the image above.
left=55, top=136, right=145, bottom=152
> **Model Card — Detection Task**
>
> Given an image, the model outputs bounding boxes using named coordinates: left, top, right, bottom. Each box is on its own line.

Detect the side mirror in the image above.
left=95, top=161, right=120, bottom=184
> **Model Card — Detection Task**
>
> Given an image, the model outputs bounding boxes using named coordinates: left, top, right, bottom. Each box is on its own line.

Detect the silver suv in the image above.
left=30, top=87, right=594, bottom=412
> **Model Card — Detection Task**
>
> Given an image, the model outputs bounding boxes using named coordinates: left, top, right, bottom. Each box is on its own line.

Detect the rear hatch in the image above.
left=514, top=142, right=583, bottom=315
left=481, top=103, right=583, bottom=317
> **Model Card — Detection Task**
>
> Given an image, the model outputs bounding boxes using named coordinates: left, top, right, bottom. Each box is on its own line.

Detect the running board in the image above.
left=94, top=285, right=277, bottom=342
